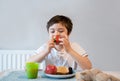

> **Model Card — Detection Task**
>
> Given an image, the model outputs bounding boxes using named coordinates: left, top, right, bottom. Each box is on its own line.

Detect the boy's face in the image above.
left=48, top=23, right=68, bottom=39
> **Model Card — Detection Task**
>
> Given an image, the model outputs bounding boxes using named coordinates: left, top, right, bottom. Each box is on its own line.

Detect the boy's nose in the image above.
left=54, top=31, right=60, bottom=35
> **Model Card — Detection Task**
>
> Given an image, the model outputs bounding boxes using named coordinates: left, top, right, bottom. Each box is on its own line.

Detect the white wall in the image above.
left=0, top=0, right=120, bottom=71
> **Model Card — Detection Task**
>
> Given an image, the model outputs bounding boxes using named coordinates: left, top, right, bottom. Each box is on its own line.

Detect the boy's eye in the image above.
left=50, top=30, right=55, bottom=33
left=58, top=30, right=64, bottom=33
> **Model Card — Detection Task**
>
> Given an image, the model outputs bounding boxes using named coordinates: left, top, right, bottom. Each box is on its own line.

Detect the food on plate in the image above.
left=45, top=65, right=73, bottom=75
left=56, top=66, right=69, bottom=74
left=53, top=35, right=60, bottom=45
left=68, top=67, right=73, bottom=74
left=56, top=66, right=73, bottom=75
left=45, top=64, right=57, bottom=74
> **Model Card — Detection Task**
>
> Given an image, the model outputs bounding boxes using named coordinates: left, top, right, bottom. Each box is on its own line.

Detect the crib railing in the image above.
left=0, top=50, right=35, bottom=72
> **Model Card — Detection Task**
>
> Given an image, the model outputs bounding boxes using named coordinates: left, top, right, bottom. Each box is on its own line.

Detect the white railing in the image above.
left=0, top=50, right=35, bottom=72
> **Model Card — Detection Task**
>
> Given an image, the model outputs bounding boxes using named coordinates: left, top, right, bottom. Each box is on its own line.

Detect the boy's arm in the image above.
left=26, top=50, right=49, bottom=63
left=27, top=39, right=55, bottom=63
left=68, top=48, right=92, bottom=70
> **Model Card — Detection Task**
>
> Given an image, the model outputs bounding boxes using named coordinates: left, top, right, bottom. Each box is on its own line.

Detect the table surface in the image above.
left=0, top=70, right=76, bottom=81
left=0, top=70, right=120, bottom=81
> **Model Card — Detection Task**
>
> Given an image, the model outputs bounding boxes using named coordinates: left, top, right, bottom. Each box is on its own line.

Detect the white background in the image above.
left=0, top=0, right=120, bottom=71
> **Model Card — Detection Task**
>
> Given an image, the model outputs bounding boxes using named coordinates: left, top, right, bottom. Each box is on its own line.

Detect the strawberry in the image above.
left=54, top=35, right=60, bottom=45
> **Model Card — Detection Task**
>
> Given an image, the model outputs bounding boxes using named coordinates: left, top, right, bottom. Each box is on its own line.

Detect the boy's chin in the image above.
left=54, top=45, right=63, bottom=50
left=55, top=44, right=62, bottom=46
left=55, top=43, right=60, bottom=45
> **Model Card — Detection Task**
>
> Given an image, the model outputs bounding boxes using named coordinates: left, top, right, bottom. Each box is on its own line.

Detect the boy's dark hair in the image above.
left=46, top=15, right=73, bottom=35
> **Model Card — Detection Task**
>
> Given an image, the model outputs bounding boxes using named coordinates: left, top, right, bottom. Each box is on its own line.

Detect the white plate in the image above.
left=45, top=73, right=75, bottom=79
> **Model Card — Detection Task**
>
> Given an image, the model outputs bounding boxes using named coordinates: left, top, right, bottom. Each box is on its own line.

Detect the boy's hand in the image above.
left=45, top=39, right=55, bottom=54
left=59, top=35, right=72, bottom=52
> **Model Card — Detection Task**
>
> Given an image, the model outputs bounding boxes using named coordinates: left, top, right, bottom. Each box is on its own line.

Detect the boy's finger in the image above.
left=60, top=35, right=68, bottom=39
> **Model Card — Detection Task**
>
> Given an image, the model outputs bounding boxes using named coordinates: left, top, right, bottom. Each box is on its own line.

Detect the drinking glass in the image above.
left=25, top=62, right=39, bottom=79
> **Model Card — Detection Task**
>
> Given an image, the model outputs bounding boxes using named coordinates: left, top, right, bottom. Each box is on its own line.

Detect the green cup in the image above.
left=26, top=62, right=39, bottom=79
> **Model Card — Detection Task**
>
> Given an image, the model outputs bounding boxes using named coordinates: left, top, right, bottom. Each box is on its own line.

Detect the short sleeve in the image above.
left=35, top=44, right=46, bottom=54
left=34, top=44, right=46, bottom=69
left=71, top=42, right=88, bottom=57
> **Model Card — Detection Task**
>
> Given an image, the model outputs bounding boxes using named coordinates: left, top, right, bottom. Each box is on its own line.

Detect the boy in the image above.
left=27, top=15, right=92, bottom=70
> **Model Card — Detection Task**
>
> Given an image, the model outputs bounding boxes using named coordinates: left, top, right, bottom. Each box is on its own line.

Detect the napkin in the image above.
left=76, top=68, right=120, bottom=81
